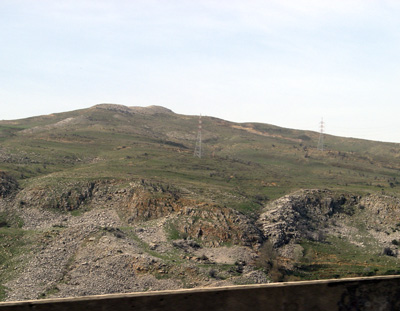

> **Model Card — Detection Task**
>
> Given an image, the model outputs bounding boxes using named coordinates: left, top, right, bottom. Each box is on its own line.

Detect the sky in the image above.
left=1, top=1, right=400, bottom=143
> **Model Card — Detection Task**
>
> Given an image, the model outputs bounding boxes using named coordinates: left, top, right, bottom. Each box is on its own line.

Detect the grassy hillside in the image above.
left=1, top=104, right=400, bottom=212
left=0, top=104, right=400, bottom=300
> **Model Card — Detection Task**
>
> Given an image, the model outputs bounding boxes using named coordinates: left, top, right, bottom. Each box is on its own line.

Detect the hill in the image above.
left=0, top=104, right=400, bottom=301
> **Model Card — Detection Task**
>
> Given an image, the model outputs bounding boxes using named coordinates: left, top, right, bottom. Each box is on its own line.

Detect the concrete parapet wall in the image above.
left=2, top=275, right=400, bottom=311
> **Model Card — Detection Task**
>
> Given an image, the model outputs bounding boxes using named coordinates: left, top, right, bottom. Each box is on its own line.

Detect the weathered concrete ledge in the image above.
left=2, top=275, right=400, bottom=310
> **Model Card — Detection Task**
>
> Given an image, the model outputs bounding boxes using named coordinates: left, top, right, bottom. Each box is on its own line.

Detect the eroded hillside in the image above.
left=0, top=104, right=400, bottom=301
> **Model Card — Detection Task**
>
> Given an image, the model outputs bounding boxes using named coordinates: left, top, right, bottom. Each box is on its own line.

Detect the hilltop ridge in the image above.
left=93, top=104, right=174, bottom=115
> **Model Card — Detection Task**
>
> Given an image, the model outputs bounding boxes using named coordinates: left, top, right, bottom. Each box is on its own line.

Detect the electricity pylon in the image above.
left=317, top=118, right=324, bottom=151
left=194, top=115, right=202, bottom=158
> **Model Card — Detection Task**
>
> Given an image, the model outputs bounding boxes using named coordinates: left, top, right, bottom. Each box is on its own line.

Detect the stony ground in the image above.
left=2, top=187, right=400, bottom=302
left=3, top=202, right=266, bottom=301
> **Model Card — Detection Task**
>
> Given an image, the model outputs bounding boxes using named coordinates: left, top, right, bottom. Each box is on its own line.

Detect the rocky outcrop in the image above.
left=5, top=183, right=400, bottom=301
left=359, top=194, right=400, bottom=227
left=173, top=204, right=263, bottom=248
left=16, top=181, right=101, bottom=211
left=257, top=189, right=360, bottom=247
left=93, top=104, right=134, bottom=114
left=14, top=179, right=262, bottom=248
left=116, top=184, right=263, bottom=248
left=121, top=183, right=189, bottom=222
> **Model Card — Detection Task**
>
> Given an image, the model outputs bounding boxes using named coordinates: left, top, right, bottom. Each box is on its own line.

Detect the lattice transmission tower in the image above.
left=194, top=115, right=202, bottom=158
left=317, top=118, right=324, bottom=151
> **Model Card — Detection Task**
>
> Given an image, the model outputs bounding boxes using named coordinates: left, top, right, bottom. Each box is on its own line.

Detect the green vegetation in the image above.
left=0, top=212, right=24, bottom=229
left=1, top=105, right=400, bottom=212
left=166, top=221, right=183, bottom=240
left=38, top=286, right=60, bottom=300
left=1, top=104, right=400, bottom=290
left=0, top=227, right=32, bottom=300
left=293, top=235, right=400, bottom=280
left=0, top=210, right=27, bottom=298
left=120, top=226, right=182, bottom=263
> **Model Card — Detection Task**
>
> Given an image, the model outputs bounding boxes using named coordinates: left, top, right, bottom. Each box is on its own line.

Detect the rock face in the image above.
left=16, top=180, right=103, bottom=211
left=16, top=180, right=263, bottom=248
left=257, top=189, right=359, bottom=248
left=173, top=205, right=263, bottom=247
left=121, top=182, right=189, bottom=222
left=3, top=183, right=400, bottom=301
left=1, top=180, right=266, bottom=301
left=257, top=189, right=400, bottom=266
left=359, top=194, right=400, bottom=227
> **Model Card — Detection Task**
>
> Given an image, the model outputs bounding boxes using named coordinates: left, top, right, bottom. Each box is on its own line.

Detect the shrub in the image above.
left=255, top=241, right=286, bottom=281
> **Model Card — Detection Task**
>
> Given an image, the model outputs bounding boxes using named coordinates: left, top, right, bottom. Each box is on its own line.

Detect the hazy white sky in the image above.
left=2, top=0, right=400, bottom=142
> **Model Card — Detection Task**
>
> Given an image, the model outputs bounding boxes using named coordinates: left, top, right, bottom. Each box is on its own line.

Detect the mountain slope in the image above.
left=2, top=104, right=400, bottom=206
left=0, top=104, right=400, bottom=301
